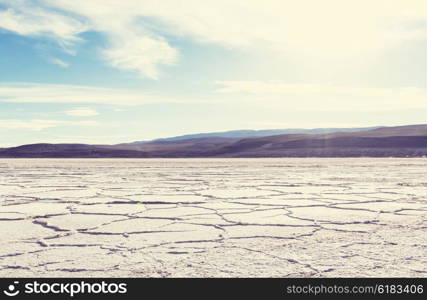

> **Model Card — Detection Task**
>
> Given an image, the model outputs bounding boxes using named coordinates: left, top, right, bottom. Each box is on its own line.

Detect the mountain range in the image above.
left=132, top=126, right=381, bottom=143
left=1, top=124, right=427, bottom=158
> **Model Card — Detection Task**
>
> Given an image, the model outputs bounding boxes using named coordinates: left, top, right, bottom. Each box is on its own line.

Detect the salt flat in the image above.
left=0, top=158, right=426, bottom=277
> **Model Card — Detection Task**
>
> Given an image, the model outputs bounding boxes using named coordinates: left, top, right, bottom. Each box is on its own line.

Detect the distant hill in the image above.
left=1, top=124, right=427, bottom=158
left=132, top=126, right=381, bottom=143
left=0, top=143, right=149, bottom=158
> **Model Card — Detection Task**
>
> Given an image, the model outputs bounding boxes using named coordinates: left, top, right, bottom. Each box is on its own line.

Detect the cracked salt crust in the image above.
left=0, top=158, right=426, bottom=277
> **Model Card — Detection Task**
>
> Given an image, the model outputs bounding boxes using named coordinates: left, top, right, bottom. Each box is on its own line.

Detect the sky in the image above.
left=1, top=0, right=427, bottom=146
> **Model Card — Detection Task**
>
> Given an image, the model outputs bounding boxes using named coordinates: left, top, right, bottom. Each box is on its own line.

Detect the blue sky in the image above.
left=1, top=0, right=427, bottom=146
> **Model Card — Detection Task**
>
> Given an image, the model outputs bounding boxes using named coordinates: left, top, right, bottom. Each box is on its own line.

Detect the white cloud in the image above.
left=1, top=81, right=427, bottom=112
left=49, top=57, right=69, bottom=68
left=65, top=107, right=99, bottom=117
left=2, top=1, right=427, bottom=78
left=102, top=35, right=177, bottom=79
left=0, top=119, right=99, bottom=131
left=0, top=82, right=190, bottom=105
left=0, top=1, right=87, bottom=48
left=215, top=81, right=427, bottom=111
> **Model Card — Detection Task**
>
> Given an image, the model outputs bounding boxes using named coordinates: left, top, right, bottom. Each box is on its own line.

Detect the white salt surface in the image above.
left=0, top=158, right=425, bottom=277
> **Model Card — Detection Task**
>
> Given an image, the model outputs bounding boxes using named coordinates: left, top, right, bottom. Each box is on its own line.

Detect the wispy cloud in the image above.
left=49, top=57, right=70, bottom=68
left=0, top=1, right=87, bottom=49
left=65, top=107, right=99, bottom=117
left=102, top=33, right=177, bottom=79
left=1, top=81, right=427, bottom=112
left=0, top=119, right=99, bottom=131
left=2, top=1, right=427, bottom=78
left=0, top=82, right=190, bottom=105
left=215, top=81, right=427, bottom=111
